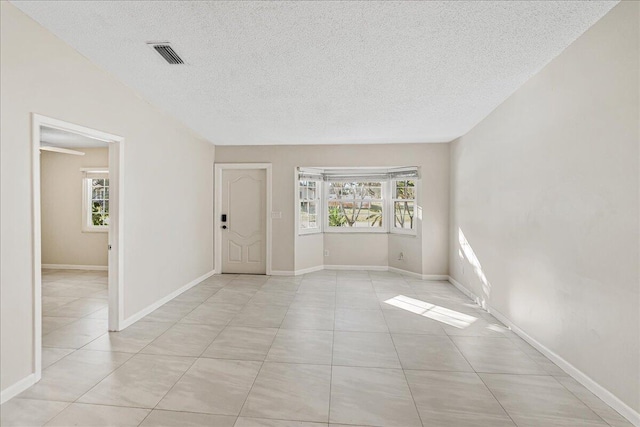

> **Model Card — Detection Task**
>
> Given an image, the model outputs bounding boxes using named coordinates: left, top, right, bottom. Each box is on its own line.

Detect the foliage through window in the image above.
left=83, top=175, right=109, bottom=231
left=392, top=180, right=416, bottom=232
left=327, top=182, right=384, bottom=229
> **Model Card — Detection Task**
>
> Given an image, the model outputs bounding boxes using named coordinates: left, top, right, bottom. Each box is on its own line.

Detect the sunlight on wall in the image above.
left=384, top=295, right=477, bottom=328
left=458, top=228, right=492, bottom=304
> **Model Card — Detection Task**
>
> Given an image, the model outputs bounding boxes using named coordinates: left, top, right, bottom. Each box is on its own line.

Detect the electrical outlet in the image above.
left=324, top=250, right=330, bottom=257
left=398, top=252, right=404, bottom=261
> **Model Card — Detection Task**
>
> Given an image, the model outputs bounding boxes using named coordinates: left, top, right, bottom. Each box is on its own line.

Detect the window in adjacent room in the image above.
left=82, top=169, right=109, bottom=232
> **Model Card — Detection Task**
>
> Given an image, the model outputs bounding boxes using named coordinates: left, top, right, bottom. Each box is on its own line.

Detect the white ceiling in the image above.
left=14, top=1, right=617, bottom=146
left=41, top=126, right=108, bottom=149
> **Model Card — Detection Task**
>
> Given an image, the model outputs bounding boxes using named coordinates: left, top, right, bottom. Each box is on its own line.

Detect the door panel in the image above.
left=221, top=169, right=266, bottom=274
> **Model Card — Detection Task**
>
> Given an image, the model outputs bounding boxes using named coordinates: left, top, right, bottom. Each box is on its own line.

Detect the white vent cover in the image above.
left=147, top=42, right=184, bottom=64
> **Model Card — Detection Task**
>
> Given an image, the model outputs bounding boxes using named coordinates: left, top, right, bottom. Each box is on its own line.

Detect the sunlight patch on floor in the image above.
left=384, top=295, right=477, bottom=329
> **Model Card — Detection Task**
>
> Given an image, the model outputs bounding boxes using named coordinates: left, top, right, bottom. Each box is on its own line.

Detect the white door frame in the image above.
left=31, top=114, right=125, bottom=381
left=214, top=163, right=272, bottom=275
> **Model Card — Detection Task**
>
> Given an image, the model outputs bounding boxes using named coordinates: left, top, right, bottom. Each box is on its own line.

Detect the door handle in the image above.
left=222, top=225, right=227, bottom=229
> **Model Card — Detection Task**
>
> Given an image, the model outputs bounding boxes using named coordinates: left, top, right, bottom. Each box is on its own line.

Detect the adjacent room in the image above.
left=39, top=126, right=111, bottom=359
left=1, top=1, right=638, bottom=427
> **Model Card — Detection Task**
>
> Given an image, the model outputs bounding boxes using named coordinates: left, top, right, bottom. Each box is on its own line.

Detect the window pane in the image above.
left=365, top=202, right=383, bottom=227
left=395, top=180, right=415, bottom=199
left=92, top=186, right=105, bottom=200
left=329, top=182, right=345, bottom=198
left=91, top=200, right=109, bottom=226
left=309, top=214, right=317, bottom=228
left=366, top=186, right=382, bottom=199
left=309, top=202, right=316, bottom=215
left=327, top=181, right=384, bottom=228
left=394, top=201, right=415, bottom=229
left=300, top=201, right=309, bottom=228
left=328, top=201, right=347, bottom=227
left=308, top=185, right=316, bottom=200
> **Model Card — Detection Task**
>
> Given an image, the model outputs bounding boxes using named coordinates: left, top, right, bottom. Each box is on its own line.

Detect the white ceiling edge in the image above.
left=12, top=1, right=619, bottom=146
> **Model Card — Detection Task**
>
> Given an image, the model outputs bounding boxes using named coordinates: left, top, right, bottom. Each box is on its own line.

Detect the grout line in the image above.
left=448, top=335, right=519, bottom=426
left=381, top=273, right=426, bottom=427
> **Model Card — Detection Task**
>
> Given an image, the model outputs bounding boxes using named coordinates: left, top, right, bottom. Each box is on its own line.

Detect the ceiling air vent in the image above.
left=148, top=42, right=184, bottom=64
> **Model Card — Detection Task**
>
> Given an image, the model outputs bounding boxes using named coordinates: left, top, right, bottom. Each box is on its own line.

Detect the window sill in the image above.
left=82, top=228, right=108, bottom=233
left=324, top=228, right=388, bottom=234
left=298, top=230, right=417, bottom=236
left=389, top=231, right=418, bottom=238
left=298, top=230, right=322, bottom=236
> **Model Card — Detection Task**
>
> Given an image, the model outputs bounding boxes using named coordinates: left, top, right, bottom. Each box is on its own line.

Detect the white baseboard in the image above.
left=120, top=269, right=215, bottom=329
left=324, top=264, right=388, bottom=271
left=489, top=306, right=640, bottom=427
left=293, top=265, right=324, bottom=276
left=280, top=264, right=448, bottom=278
left=448, top=275, right=640, bottom=427
left=42, top=264, right=107, bottom=271
left=447, top=275, right=480, bottom=302
left=1, top=373, right=36, bottom=404
left=388, top=266, right=448, bottom=281
left=270, top=270, right=295, bottom=276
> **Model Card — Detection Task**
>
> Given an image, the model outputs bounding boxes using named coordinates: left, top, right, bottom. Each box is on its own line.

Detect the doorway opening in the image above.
left=214, top=163, right=272, bottom=275
left=32, top=114, right=124, bottom=381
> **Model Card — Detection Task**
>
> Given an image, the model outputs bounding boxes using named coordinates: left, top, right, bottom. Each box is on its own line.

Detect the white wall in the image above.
left=215, top=143, right=449, bottom=275
left=295, top=233, right=324, bottom=272
left=1, top=2, right=215, bottom=395
left=41, top=148, right=109, bottom=267
left=450, top=1, right=639, bottom=414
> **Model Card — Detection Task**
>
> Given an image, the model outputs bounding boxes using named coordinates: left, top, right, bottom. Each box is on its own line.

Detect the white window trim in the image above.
left=297, top=179, right=323, bottom=235
left=82, top=170, right=109, bottom=233
left=324, top=181, right=389, bottom=234
left=390, top=179, right=418, bottom=236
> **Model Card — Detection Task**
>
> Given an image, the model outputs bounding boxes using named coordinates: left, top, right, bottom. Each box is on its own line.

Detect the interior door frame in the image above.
left=31, top=114, right=125, bottom=382
left=214, top=163, right=272, bottom=275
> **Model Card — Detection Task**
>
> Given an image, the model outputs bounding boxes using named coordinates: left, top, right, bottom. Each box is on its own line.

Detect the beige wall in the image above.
left=41, top=148, right=109, bottom=267
left=450, top=1, right=639, bottom=413
left=1, top=2, right=215, bottom=394
left=324, top=234, right=388, bottom=267
left=215, top=143, right=449, bottom=275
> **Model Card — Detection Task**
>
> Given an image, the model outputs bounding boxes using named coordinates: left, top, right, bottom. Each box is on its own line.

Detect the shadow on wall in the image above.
left=458, top=228, right=492, bottom=308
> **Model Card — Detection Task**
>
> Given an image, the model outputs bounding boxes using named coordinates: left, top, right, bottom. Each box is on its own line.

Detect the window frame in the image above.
left=81, top=171, right=109, bottom=233
left=297, top=178, right=323, bottom=235
left=390, top=178, right=418, bottom=236
left=324, top=180, right=389, bottom=234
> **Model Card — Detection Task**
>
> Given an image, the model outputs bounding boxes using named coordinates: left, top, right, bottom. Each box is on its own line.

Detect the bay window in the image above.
left=297, top=167, right=419, bottom=235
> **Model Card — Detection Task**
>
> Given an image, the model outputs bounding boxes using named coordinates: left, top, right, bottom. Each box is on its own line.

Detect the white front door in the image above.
left=221, top=168, right=267, bottom=274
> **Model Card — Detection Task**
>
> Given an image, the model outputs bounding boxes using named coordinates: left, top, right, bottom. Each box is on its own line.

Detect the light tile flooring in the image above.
left=1, top=270, right=632, bottom=426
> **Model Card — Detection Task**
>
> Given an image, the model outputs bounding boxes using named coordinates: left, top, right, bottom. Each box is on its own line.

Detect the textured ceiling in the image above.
left=41, top=127, right=108, bottom=149
left=14, top=1, right=617, bottom=146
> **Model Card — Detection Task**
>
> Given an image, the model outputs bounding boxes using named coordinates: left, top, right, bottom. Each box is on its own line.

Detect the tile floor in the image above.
left=1, top=269, right=632, bottom=426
